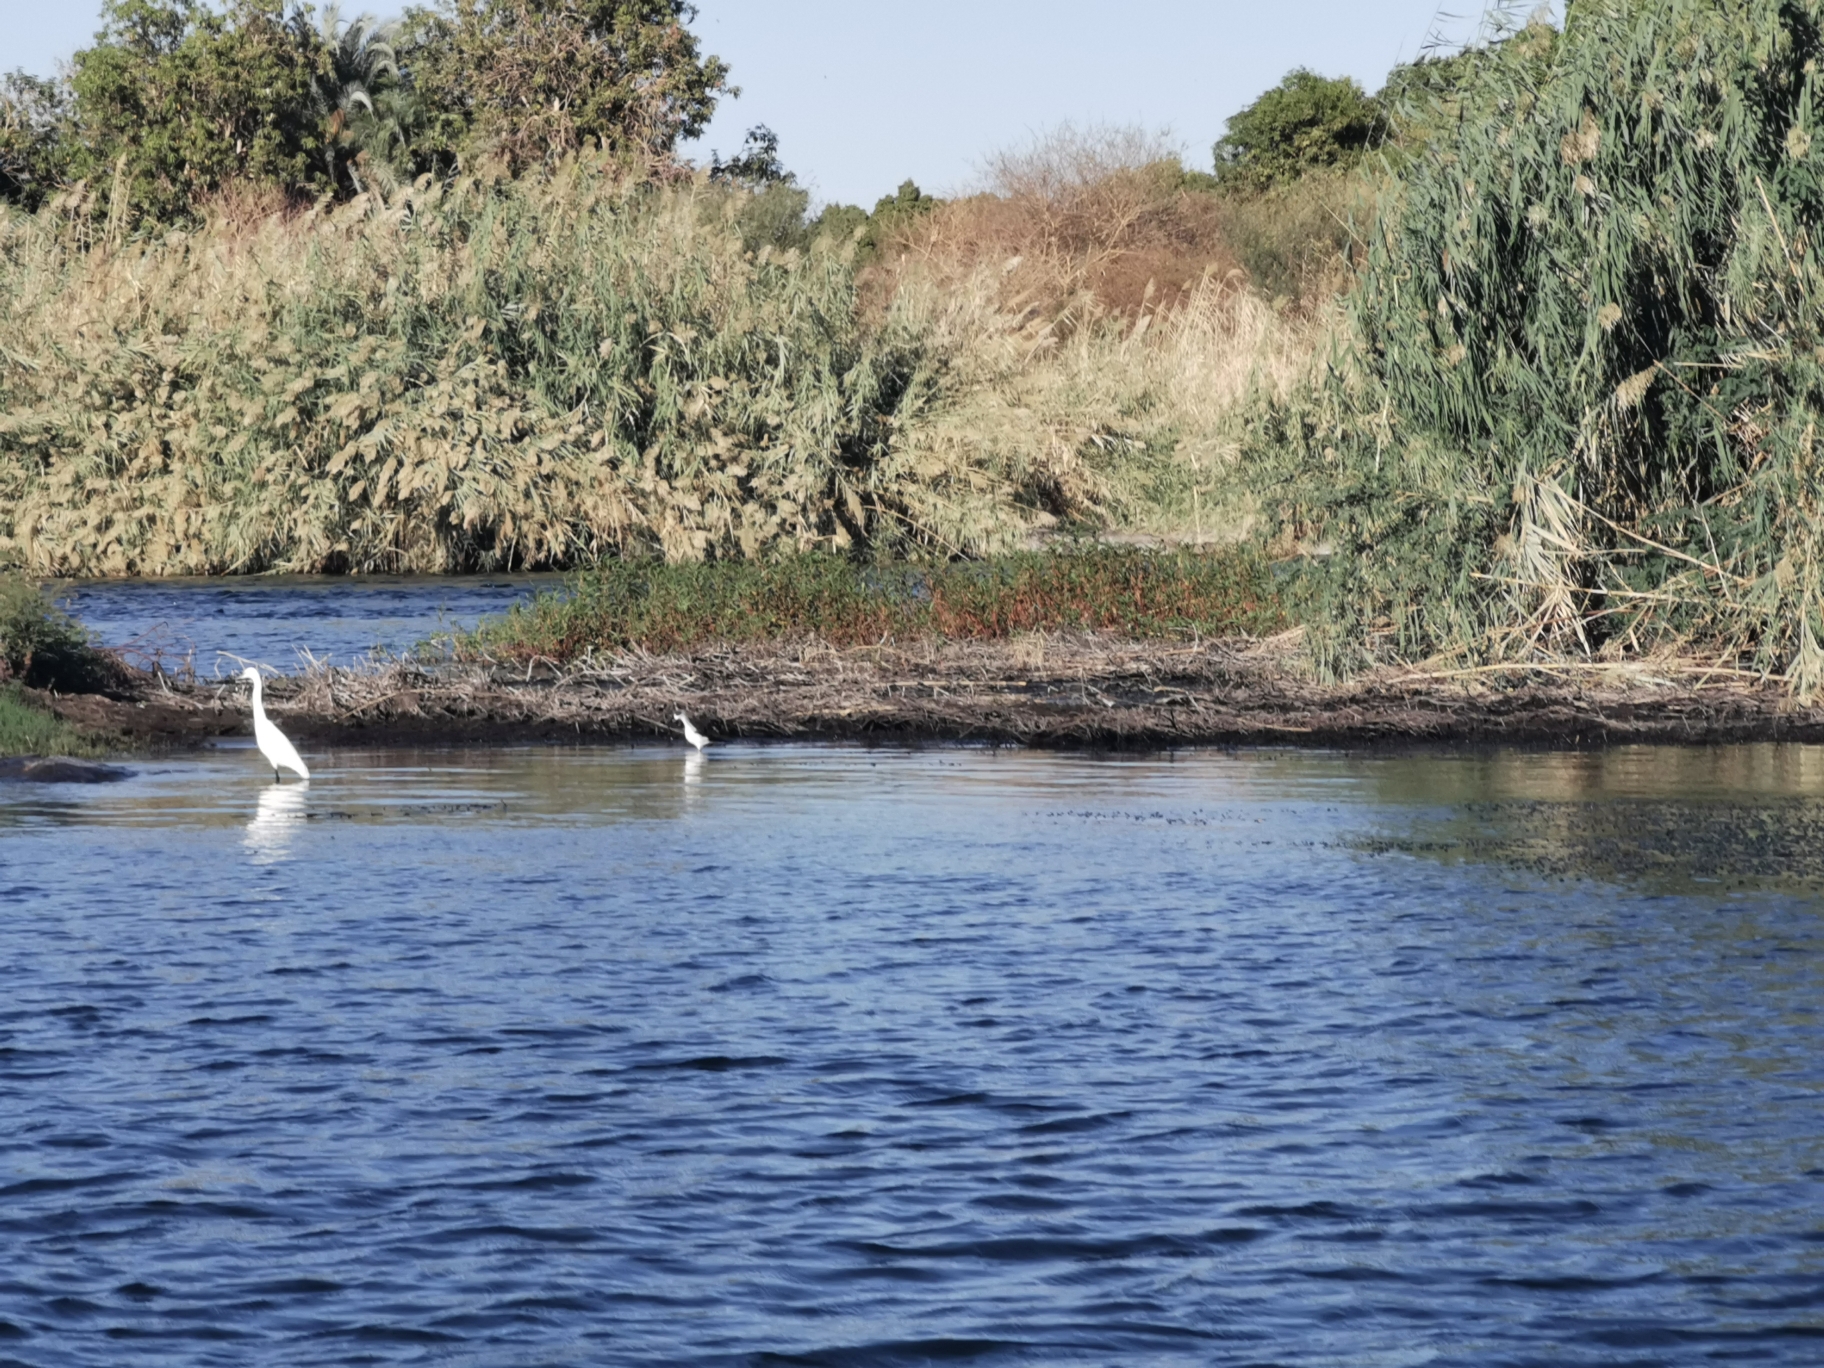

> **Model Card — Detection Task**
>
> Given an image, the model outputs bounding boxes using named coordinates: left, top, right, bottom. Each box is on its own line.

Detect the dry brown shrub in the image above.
left=869, top=124, right=1243, bottom=323
left=198, top=180, right=304, bottom=235
left=879, top=264, right=1336, bottom=550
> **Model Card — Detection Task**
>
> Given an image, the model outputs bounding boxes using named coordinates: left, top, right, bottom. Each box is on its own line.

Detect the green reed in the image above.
left=1248, top=0, right=1824, bottom=688
left=0, top=156, right=1075, bottom=576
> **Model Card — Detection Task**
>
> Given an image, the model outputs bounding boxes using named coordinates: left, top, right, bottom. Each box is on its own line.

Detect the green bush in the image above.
left=1249, top=0, right=1824, bottom=685
left=809, top=201, right=869, bottom=249
left=1214, top=68, right=1386, bottom=191
left=0, top=576, right=119, bottom=692
left=855, top=179, right=941, bottom=262
left=1214, top=168, right=1367, bottom=306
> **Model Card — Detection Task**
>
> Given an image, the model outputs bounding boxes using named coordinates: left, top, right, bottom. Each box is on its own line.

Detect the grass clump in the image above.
left=920, top=547, right=1284, bottom=639
left=0, top=574, right=123, bottom=692
left=1249, top=0, right=1824, bottom=686
left=459, top=547, right=1285, bottom=661
left=0, top=683, right=105, bottom=757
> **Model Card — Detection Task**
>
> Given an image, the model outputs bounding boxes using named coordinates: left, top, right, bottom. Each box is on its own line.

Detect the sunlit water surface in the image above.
left=3, top=743, right=1823, bottom=1366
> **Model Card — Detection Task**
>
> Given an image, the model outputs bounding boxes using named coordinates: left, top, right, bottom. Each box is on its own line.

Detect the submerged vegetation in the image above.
left=459, top=547, right=1286, bottom=660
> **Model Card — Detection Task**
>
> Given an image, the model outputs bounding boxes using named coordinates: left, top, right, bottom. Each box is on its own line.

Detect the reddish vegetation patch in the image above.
left=460, top=550, right=1288, bottom=663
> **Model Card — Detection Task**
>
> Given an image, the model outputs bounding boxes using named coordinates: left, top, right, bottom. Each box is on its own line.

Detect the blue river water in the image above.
left=3, top=739, right=1822, bottom=1365
left=50, top=576, right=562, bottom=675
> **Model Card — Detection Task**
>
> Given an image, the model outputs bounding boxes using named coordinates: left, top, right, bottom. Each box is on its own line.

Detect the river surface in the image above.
left=3, top=739, right=1823, bottom=1365
left=51, top=576, right=562, bottom=674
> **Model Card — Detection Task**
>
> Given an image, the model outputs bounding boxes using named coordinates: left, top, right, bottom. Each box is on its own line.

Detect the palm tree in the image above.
left=294, top=5, right=405, bottom=195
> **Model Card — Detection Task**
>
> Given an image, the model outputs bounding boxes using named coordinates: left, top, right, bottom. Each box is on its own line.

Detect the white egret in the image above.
left=241, top=666, right=310, bottom=781
left=674, top=710, right=711, bottom=751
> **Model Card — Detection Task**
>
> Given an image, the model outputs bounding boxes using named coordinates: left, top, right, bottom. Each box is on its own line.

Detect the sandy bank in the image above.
left=25, top=635, right=1824, bottom=750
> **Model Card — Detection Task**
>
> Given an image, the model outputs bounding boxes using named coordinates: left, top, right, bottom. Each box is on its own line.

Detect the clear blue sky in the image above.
left=1, top=1, right=1498, bottom=207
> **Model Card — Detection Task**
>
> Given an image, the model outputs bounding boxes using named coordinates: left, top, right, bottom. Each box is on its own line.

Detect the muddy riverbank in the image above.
left=25, top=634, right=1824, bottom=750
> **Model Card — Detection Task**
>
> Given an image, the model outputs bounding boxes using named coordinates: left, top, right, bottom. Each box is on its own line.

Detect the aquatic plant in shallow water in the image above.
left=1251, top=0, right=1824, bottom=688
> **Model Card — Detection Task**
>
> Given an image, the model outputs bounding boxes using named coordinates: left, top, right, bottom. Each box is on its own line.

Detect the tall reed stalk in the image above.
left=1252, top=0, right=1824, bottom=687
left=0, top=158, right=1007, bottom=573
left=0, top=145, right=1325, bottom=578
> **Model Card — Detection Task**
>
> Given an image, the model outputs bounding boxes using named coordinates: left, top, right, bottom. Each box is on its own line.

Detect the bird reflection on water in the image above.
left=244, top=779, right=308, bottom=861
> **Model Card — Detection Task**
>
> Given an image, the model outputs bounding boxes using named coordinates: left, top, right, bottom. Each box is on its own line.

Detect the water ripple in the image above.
left=1, top=743, right=1822, bottom=1364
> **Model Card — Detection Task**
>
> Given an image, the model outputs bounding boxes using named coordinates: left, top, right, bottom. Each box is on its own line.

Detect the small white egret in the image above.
left=241, top=666, right=310, bottom=781
left=674, top=710, right=710, bottom=751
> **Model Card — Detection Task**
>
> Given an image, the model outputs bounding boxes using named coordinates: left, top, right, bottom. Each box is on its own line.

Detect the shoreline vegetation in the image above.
left=28, top=634, right=1824, bottom=752
left=0, top=573, right=128, bottom=756
left=10, top=0, right=1824, bottom=754
left=12, top=553, right=1824, bottom=754
left=0, top=154, right=1326, bottom=575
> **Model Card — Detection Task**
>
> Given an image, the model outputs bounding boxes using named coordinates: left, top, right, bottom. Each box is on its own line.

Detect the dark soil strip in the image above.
left=29, top=637, right=1824, bottom=750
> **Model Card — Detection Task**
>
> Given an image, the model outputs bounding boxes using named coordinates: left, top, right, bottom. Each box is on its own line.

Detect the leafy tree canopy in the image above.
left=0, top=72, right=71, bottom=211
left=1213, top=68, right=1385, bottom=190
left=400, top=0, right=732, bottom=175
left=67, top=0, right=330, bottom=223
left=710, top=124, right=790, bottom=187
left=7, top=0, right=731, bottom=222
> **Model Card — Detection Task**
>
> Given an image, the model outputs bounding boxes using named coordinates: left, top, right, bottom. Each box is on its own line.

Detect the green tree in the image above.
left=709, top=123, right=787, bottom=186
left=809, top=201, right=868, bottom=248
left=0, top=72, right=72, bottom=210
left=67, top=0, right=329, bottom=223
left=400, top=0, right=731, bottom=175
left=709, top=125, right=813, bottom=252
left=1213, top=68, right=1385, bottom=190
left=294, top=4, right=409, bottom=195
left=851, top=178, right=938, bottom=259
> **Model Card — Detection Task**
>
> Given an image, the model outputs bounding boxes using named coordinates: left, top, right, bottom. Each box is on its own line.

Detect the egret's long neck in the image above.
left=248, top=674, right=265, bottom=720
